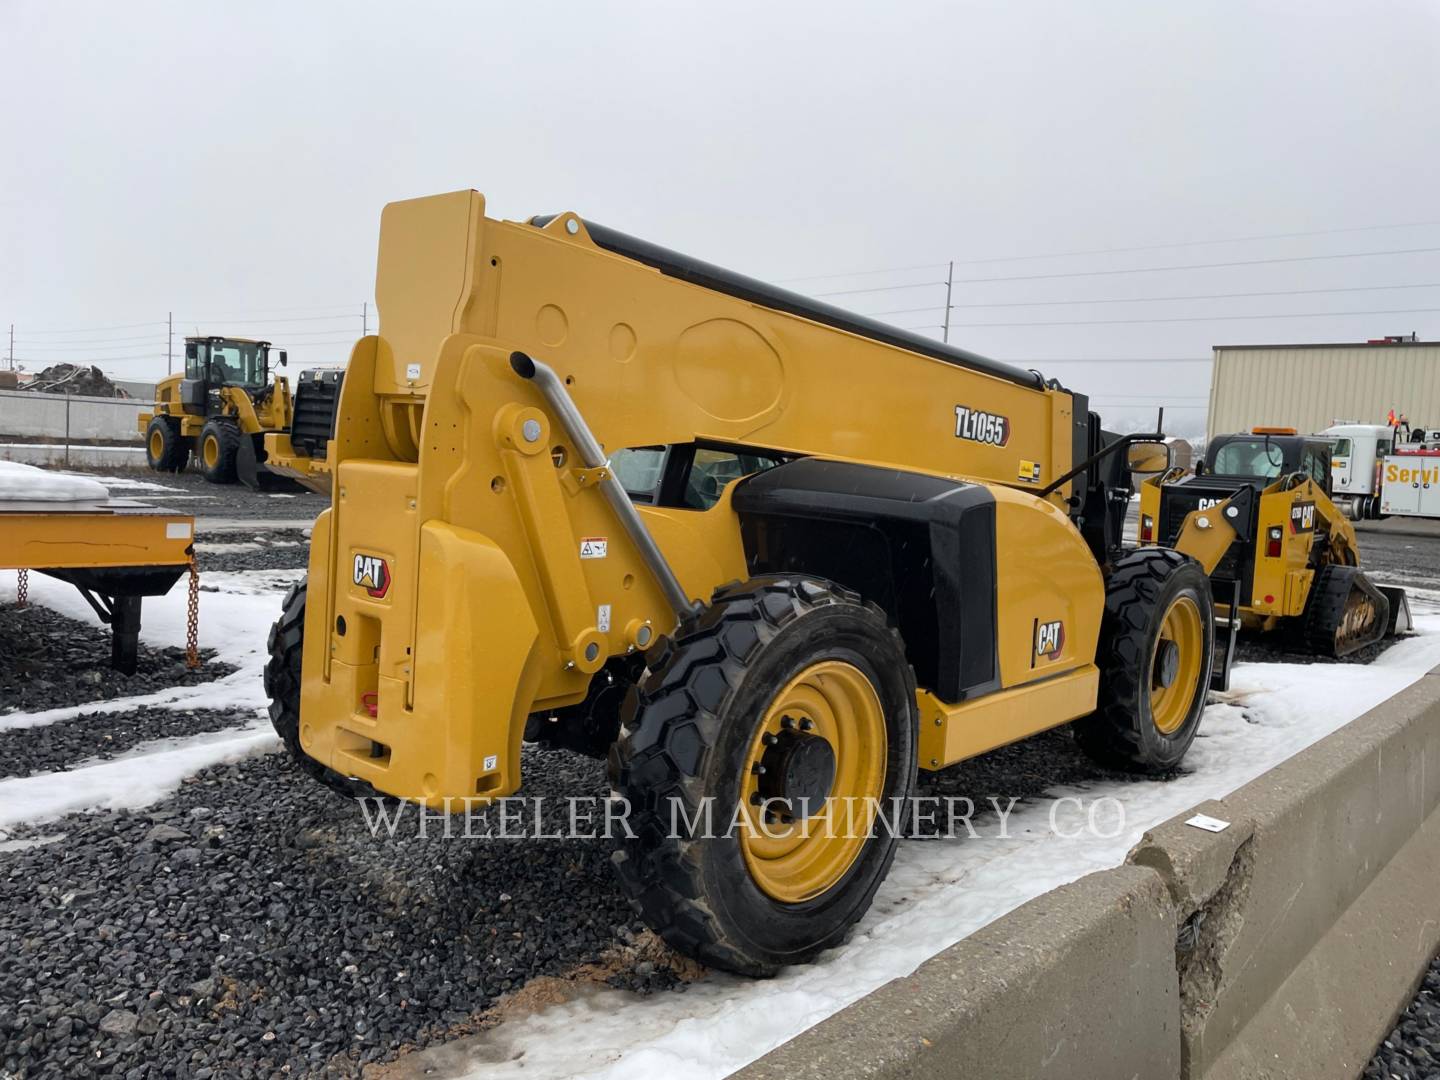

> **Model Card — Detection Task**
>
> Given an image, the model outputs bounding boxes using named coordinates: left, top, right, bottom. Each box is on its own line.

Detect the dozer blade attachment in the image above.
left=1303, top=566, right=1391, bottom=658
left=1378, top=585, right=1413, bottom=636
left=237, top=433, right=303, bottom=492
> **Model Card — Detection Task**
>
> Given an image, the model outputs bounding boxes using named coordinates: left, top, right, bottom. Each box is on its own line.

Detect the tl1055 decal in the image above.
left=954, top=406, right=1010, bottom=447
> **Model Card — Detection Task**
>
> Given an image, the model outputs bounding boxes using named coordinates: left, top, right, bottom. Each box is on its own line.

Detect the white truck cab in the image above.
left=1319, top=422, right=1397, bottom=519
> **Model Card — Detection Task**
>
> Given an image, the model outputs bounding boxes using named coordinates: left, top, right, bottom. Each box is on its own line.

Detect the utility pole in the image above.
left=167, top=311, right=173, bottom=375
left=942, top=261, right=954, bottom=344
left=362, top=301, right=368, bottom=337
left=7, top=324, right=12, bottom=370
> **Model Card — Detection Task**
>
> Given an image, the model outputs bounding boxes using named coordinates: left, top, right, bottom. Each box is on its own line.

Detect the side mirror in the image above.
left=1126, top=440, right=1171, bottom=475
left=278, top=350, right=288, bottom=368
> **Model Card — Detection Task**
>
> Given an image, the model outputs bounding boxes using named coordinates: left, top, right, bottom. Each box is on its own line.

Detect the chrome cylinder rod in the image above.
left=509, top=351, right=701, bottom=622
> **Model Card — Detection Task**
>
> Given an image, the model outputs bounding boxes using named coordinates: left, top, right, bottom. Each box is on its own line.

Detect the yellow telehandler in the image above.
left=265, top=190, right=1228, bottom=974
left=139, top=335, right=340, bottom=492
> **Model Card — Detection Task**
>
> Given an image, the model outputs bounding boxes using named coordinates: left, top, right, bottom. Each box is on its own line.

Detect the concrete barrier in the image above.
left=0, top=389, right=146, bottom=444
left=0, top=443, right=148, bottom=469
left=736, top=666, right=1440, bottom=1080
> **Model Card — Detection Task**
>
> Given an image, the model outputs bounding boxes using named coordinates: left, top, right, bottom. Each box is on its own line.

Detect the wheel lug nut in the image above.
left=799, top=718, right=814, bottom=731
left=749, top=792, right=762, bottom=806
left=751, top=763, right=766, bottom=776
left=781, top=716, right=795, bottom=729
left=762, top=732, right=778, bottom=746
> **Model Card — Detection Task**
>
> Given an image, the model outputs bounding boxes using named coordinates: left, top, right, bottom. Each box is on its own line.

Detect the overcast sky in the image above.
left=4, top=0, right=1439, bottom=434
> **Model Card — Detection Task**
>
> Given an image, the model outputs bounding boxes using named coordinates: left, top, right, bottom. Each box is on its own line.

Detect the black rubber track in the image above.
left=263, top=579, right=373, bottom=800
left=608, top=575, right=916, bottom=976
left=1302, top=564, right=1389, bottom=658
left=1072, top=548, right=1213, bottom=773
left=199, top=418, right=242, bottom=484
left=144, top=415, right=189, bottom=472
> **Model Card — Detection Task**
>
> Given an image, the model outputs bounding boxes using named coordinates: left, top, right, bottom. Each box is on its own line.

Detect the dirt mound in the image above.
left=24, top=363, right=125, bottom=396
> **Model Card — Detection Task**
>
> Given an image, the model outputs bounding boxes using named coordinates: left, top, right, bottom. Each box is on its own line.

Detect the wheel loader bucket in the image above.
left=1378, top=585, right=1413, bottom=636
left=237, top=433, right=302, bottom=492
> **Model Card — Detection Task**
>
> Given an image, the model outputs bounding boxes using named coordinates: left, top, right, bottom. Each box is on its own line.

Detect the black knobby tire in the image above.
left=608, top=575, right=917, bottom=976
left=1302, top=564, right=1389, bottom=658
left=145, top=416, right=189, bottom=472
left=264, top=579, right=370, bottom=799
left=199, top=419, right=241, bottom=484
left=1073, top=548, right=1214, bottom=773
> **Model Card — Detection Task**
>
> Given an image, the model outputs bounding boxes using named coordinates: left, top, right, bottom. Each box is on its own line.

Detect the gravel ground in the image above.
left=83, top=468, right=330, bottom=522
left=193, top=530, right=311, bottom=574
left=0, top=707, right=249, bottom=781
left=1366, top=953, right=1440, bottom=1079
left=0, top=745, right=679, bottom=1079
left=0, top=606, right=229, bottom=717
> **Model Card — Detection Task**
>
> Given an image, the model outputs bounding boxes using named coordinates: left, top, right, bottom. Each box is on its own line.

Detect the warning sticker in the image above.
left=580, top=537, right=608, bottom=560
left=1017, top=460, right=1042, bottom=483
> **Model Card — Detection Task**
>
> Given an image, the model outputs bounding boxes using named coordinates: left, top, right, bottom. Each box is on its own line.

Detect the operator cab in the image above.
left=1201, top=429, right=1332, bottom=495
left=179, top=336, right=286, bottom=414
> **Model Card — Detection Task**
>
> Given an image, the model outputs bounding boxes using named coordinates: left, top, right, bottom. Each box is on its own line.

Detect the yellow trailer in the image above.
left=2, top=496, right=197, bottom=672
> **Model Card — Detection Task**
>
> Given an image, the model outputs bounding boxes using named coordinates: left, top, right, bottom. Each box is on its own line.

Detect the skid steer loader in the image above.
left=1138, top=428, right=1410, bottom=688
left=265, top=190, right=1230, bottom=975
left=138, top=335, right=341, bottom=492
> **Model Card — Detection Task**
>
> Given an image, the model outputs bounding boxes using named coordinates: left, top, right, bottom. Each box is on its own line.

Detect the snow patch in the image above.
left=0, top=461, right=108, bottom=501
left=0, top=722, right=277, bottom=829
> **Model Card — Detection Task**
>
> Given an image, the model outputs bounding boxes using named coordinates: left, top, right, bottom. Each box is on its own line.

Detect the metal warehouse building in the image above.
left=1206, top=339, right=1440, bottom=438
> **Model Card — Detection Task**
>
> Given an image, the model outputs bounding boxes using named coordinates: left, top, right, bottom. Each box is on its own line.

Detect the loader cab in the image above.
left=1202, top=430, right=1332, bottom=496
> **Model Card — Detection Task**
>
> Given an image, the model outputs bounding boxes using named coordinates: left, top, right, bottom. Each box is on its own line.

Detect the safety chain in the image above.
left=15, top=568, right=27, bottom=608
left=185, top=556, right=201, bottom=669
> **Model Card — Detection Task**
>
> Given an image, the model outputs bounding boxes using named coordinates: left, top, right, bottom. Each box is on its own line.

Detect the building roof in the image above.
left=1214, top=341, right=1440, bottom=352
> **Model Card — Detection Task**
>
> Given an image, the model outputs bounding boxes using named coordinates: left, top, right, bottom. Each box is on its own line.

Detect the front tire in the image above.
left=1074, top=549, right=1213, bottom=773
left=198, top=419, right=241, bottom=484
left=609, top=576, right=917, bottom=976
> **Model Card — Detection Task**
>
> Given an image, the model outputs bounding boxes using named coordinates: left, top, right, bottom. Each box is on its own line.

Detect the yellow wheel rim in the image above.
left=738, top=660, right=887, bottom=903
left=1151, top=595, right=1204, bottom=735
left=202, top=434, right=219, bottom=469
left=149, top=429, right=164, bottom=460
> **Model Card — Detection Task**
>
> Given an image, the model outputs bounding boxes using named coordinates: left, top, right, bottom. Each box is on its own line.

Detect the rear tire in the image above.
left=199, top=419, right=241, bottom=484
left=145, top=416, right=189, bottom=472
left=1074, top=549, right=1213, bottom=773
left=609, top=575, right=917, bottom=976
left=264, top=579, right=370, bottom=799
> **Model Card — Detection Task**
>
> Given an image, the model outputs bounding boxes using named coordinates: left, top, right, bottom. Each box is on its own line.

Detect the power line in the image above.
left=172, top=312, right=364, bottom=326
left=940, top=246, right=1440, bottom=288
left=950, top=305, right=1440, bottom=329
left=15, top=320, right=166, bottom=336
left=776, top=217, right=1440, bottom=282
left=861, top=280, right=1440, bottom=317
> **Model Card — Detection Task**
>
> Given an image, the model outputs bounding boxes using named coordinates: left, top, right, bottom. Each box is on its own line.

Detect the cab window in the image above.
left=1212, top=439, right=1287, bottom=479
left=612, top=446, right=666, bottom=503
left=1332, top=438, right=1352, bottom=458
left=683, top=448, right=782, bottom=509
left=184, top=342, right=203, bottom=380
left=1301, top=446, right=1328, bottom=486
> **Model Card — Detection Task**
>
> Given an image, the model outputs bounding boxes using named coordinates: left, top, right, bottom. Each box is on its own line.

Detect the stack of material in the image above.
left=23, top=363, right=124, bottom=397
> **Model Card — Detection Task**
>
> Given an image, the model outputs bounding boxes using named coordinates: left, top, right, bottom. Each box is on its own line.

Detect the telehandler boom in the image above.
left=267, top=190, right=1219, bottom=974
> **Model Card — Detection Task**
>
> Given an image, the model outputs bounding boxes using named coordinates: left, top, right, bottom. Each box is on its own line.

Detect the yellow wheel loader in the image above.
left=1138, top=428, right=1410, bottom=689
left=264, top=190, right=1229, bottom=975
left=138, top=335, right=341, bottom=492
